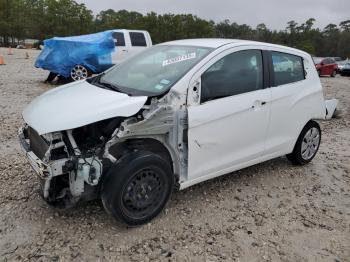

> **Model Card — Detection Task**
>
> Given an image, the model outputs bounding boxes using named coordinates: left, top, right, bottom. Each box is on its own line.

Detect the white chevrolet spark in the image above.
left=19, top=39, right=337, bottom=225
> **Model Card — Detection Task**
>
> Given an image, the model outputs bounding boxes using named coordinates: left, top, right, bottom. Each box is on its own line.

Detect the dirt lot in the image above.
left=0, top=48, right=349, bottom=261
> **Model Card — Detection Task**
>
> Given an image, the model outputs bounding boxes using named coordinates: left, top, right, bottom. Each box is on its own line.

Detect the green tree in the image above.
left=0, top=2, right=349, bottom=58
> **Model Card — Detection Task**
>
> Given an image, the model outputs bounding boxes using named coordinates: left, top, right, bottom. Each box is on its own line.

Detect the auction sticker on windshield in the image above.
left=162, top=52, right=196, bottom=66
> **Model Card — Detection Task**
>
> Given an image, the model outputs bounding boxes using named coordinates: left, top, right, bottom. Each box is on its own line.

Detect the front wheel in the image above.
left=101, top=151, right=174, bottom=226
left=287, top=121, right=321, bottom=165
left=70, top=65, right=91, bottom=81
left=331, top=70, right=336, bottom=77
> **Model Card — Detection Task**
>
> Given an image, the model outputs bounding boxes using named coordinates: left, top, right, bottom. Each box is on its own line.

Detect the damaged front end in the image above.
left=18, top=118, right=123, bottom=207
left=19, top=91, right=188, bottom=208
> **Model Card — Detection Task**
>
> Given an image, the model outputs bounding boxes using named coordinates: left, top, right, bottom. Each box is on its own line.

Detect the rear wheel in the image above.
left=331, top=70, right=336, bottom=77
left=287, top=121, right=321, bottom=165
left=70, top=65, right=91, bottom=81
left=317, top=70, right=321, bottom=77
left=101, top=151, right=174, bottom=226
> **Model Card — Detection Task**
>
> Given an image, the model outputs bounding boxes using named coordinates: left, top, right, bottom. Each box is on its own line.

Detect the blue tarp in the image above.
left=35, top=31, right=115, bottom=77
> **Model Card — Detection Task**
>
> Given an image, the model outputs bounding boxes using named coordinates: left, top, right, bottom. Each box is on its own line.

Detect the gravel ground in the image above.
left=0, top=48, right=349, bottom=261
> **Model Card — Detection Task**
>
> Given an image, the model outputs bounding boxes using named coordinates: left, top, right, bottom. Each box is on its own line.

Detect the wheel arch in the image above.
left=290, top=119, right=320, bottom=153
left=106, top=137, right=181, bottom=186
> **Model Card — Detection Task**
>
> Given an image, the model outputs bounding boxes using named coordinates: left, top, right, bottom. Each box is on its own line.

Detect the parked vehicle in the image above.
left=330, top=57, right=342, bottom=62
left=20, top=39, right=337, bottom=225
left=337, top=60, right=350, bottom=76
left=313, top=57, right=338, bottom=77
left=36, top=29, right=152, bottom=82
left=111, top=29, right=152, bottom=65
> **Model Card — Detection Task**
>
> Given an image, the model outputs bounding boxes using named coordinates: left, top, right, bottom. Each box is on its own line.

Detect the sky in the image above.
left=76, top=0, right=350, bottom=30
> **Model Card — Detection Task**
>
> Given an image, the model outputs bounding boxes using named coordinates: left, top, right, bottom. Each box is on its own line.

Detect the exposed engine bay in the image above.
left=19, top=94, right=187, bottom=207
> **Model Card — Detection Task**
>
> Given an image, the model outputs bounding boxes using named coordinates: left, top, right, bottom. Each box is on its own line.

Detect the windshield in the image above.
left=312, top=57, right=323, bottom=64
left=99, top=45, right=213, bottom=96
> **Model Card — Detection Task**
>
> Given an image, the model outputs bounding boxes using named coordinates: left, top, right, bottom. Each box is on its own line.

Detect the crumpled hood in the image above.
left=23, top=80, right=147, bottom=135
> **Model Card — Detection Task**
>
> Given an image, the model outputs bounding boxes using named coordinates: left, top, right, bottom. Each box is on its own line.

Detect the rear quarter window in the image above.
left=272, top=52, right=305, bottom=86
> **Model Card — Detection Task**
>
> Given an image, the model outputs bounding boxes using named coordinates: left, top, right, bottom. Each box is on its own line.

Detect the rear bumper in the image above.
left=325, top=99, right=338, bottom=120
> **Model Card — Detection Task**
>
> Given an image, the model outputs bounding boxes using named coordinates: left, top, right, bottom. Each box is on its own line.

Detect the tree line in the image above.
left=1, top=0, right=349, bottom=58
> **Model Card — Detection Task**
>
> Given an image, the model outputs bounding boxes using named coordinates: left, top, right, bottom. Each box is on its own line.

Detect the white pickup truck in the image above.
left=42, top=29, right=153, bottom=82
left=69, top=29, right=153, bottom=81
left=111, top=29, right=153, bottom=65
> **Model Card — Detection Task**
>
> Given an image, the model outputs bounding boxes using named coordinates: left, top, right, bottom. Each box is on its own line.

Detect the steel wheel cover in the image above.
left=121, top=167, right=167, bottom=220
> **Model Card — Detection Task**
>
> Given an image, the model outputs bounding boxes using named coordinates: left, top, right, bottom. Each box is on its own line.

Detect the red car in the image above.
left=313, top=57, right=338, bottom=77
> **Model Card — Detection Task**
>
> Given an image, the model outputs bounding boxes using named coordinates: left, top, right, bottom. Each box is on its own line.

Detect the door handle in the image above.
left=251, top=100, right=267, bottom=109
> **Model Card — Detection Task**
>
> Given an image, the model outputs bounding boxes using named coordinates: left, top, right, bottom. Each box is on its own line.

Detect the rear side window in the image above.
left=129, top=32, right=147, bottom=47
left=272, top=52, right=305, bottom=86
left=201, top=50, right=263, bottom=103
left=112, top=32, right=125, bottom=46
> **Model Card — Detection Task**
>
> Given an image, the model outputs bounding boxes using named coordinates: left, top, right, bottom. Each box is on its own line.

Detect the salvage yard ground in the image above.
left=0, top=48, right=350, bottom=261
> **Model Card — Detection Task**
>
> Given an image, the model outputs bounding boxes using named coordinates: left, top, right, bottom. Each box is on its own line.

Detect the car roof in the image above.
left=113, top=29, right=149, bottom=33
left=159, top=38, right=245, bottom=48
left=159, top=38, right=309, bottom=55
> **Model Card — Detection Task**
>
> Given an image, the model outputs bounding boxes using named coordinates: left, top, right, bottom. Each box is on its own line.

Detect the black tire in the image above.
left=317, top=70, right=321, bottom=77
left=101, top=151, right=174, bottom=226
left=286, top=121, right=321, bottom=165
left=331, top=70, right=336, bottom=77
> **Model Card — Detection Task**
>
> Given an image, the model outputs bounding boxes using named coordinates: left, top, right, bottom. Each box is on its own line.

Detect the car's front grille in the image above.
left=28, top=127, right=49, bottom=159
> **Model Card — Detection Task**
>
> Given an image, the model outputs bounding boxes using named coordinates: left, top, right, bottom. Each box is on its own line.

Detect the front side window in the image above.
left=99, top=45, right=212, bottom=96
left=112, top=32, right=125, bottom=46
left=201, top=50, right=263, bottom=103
left=328, top=58, right=335, bottom=64
left=272, top=52, right=305, bottom=86
left=130, top=32, right=147, bottom=47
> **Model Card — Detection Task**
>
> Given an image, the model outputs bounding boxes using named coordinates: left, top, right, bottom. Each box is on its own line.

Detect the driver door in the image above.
left=187, top=48, right=271, bottom=181
left=111, top=31, right=130, bottom=64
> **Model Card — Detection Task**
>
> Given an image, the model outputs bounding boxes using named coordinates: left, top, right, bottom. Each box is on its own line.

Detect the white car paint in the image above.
left=111, top=29, right=152, bottom=65
left=186, top=45, right=271, bottom=180
left=22, top=80, right=147, bottom=135
left=20, top=38, right=337, bottom=207
left=261, top=46, right=325, bottom=158
left=325, top=99, right=338, bottom=120
left=179, top=39, right=328, bottom=189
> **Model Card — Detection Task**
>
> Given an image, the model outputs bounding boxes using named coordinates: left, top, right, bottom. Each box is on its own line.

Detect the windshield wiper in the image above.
left=98, top=80, right=122, bottom=92
left=89, top=73, right=123, bottom=92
